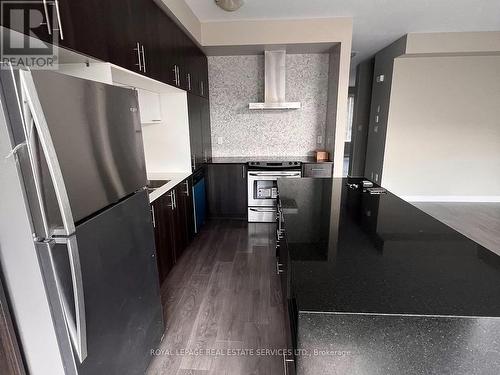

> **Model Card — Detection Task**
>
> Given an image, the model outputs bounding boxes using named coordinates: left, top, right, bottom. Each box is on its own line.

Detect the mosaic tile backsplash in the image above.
left=208, top=54, right=329, bottom=157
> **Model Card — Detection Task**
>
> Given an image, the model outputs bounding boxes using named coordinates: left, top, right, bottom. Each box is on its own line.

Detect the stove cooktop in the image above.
left=248, top=160, right=302, bottom=168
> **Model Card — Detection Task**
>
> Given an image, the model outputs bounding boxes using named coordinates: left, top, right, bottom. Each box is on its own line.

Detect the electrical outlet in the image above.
left=217, top=137, right=223, bottom=145
left=317, top=135, right=323, bottom=144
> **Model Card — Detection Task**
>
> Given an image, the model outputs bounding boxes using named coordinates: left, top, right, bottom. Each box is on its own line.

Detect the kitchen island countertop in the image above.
left=277, top=177, right=500, bottom=374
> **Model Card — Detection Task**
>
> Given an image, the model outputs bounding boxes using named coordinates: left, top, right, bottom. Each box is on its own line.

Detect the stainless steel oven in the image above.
left=247, top=161, right=301, bottom=222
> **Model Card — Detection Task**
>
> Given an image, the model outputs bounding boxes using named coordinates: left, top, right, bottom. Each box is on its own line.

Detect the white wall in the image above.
left=141, top=92, right=192, bottom=173
left=382, top=54, right=500, bottom=202
left=201, top=17, right=353, bottom=47
left=406, top=31, right=500, bottom=55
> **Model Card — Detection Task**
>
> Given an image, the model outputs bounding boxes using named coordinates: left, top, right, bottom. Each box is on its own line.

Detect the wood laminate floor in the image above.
left=413, top=202, right=500, bottom=256
left=146, top=220, right=285, bottom=375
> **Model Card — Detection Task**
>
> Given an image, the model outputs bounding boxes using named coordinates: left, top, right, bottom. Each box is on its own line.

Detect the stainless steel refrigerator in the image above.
left=0, top=67, right=163, bottom=374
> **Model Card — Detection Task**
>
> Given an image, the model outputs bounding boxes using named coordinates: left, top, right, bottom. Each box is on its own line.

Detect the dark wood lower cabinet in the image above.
left=176, top=178, right=195, bottom=247
left=151, top=178, right=195, bottom=285
left=151, top=191, right=176, bottom=284
left=206, top=164, right=247, bottom=219
left=0, top=275, right=26, bottom=375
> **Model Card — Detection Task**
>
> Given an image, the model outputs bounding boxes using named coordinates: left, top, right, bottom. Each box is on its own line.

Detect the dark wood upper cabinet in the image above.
left=187, top=93, right=204, bottom=171
left=1, top=0, right=210, bottom=96
left=200, top=97, right=212, bottom=162
left=156, top=12, right=178, bottom=86
left=188, top=94, right=212, bottom=170
left=105, top=0, right=138, bottom=72
left=56, top=0, right=109, bottom=61
left=200, top=54, right=210, bottom=98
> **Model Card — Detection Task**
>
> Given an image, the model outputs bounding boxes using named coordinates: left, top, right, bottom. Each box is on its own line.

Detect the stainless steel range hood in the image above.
left=249, top=50, right=301, bottom=110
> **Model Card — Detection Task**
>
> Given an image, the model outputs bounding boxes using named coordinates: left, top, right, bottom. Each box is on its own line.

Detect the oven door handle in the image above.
left=249, top=207, right=277, bottom=212
left=248, top=172, right=301, bottom=178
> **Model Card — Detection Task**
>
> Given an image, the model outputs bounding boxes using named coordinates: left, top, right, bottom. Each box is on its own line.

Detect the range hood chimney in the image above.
left=249, top=50, right=301, bottom=110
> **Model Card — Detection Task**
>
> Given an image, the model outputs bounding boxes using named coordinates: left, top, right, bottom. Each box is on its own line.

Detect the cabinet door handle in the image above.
left=184, top=180, right=190, bottom=196
left=135, top=42, right=142, bottom=71
left=311, top=168, right=325, bottom=171
left=172, top=66, right=177, bottom=85
left=141, top=45, right=146, bottom=73
left=42, top=0, right=52, bottom=35
left=168, top=191, right=175, bottom=210
left=54, top=0, right=64, bottom=40
left=276, top=262, right=283, bottom=275
left=173, top=190, right=177, bottom=210
left=187, top=73, right=191, bottom=91
left=242, top=165, right=245, bottom=179
left=176, top=66, right=180, bottom=86
left=151, top=207, right=156, bottom=228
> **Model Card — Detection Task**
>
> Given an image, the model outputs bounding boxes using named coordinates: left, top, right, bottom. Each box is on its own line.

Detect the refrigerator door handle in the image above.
left=20, top=70, right=87, bottom=362
left=54, top=235, right=87, bottom=362
left=39, top=236, right=87, bottom=363
left=19, top=69, right=76, bottom=237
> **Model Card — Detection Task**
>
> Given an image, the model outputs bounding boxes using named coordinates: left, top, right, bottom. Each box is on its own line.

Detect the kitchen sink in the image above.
left=147, top=179, right=170, bottom=193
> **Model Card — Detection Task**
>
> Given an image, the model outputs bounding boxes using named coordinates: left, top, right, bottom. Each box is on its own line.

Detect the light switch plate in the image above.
left=217, top=137, right=223, bottom=145
left=317, top=135, right=323, bottom=144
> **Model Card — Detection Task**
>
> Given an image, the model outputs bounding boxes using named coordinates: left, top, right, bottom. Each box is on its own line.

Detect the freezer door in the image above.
left=38, top=190, right=163, bottom=375
left=28, top=69, right=147, bottom=223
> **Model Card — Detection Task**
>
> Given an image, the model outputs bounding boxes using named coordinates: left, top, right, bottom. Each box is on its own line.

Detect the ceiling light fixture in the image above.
left=214, top=0, right=245, bottom=12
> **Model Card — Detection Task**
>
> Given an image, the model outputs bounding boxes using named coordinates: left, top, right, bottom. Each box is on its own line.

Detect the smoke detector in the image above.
left=215, top=0, right=244, bottom=12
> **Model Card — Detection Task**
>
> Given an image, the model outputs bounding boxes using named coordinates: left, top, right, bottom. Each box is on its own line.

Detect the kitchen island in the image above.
left=277, top=178, right=500, bottom=375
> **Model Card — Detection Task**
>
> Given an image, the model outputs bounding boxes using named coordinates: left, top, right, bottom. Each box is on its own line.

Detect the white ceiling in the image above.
left=185, top=0, right=500, bottom=75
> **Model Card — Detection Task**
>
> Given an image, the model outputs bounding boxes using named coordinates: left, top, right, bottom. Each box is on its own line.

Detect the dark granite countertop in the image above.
left=277, top=178, right=500, bottom=317
left=297, top=312, right=500, bottom=375
left=209, top=156, right=319, bottom=164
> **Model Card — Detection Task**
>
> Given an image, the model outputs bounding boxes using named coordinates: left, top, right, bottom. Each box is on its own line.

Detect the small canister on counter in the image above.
left=315, top=150, right=330, bottom=162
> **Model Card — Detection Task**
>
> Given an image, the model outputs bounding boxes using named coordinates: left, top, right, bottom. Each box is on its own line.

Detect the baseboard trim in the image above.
left=402, top=195, right=500, bottom=203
